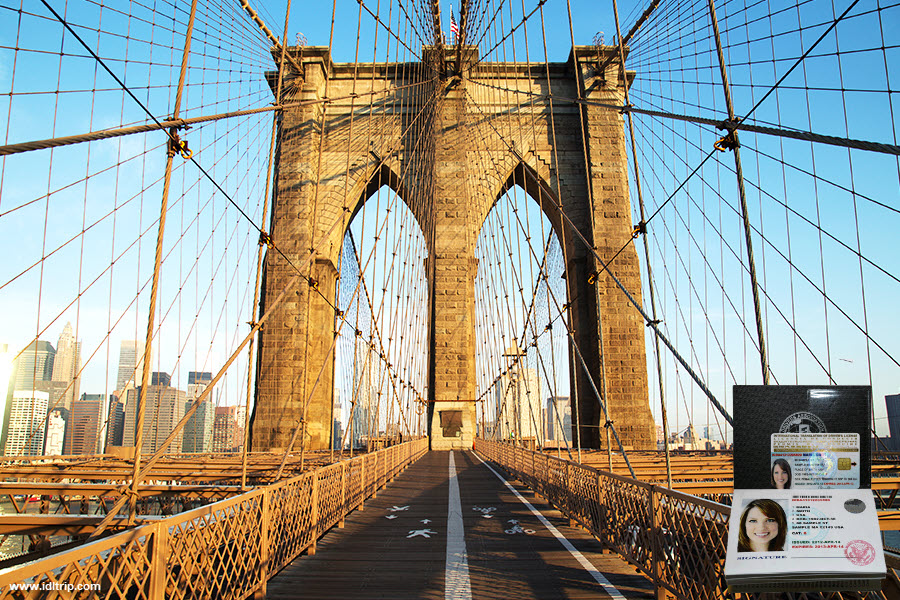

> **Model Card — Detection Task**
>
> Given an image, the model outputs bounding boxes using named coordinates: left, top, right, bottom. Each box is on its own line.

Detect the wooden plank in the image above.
left=267, top=450, right=655, bottom=599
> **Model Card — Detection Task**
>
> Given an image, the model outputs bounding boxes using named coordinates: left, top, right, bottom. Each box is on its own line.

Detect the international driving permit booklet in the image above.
left=725, top=488, right=885, bottom=592
left=733, top=386, right=871, bottom=490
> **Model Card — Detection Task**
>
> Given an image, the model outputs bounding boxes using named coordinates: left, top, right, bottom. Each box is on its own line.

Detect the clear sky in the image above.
left=1, top=0, right=897, bottom=440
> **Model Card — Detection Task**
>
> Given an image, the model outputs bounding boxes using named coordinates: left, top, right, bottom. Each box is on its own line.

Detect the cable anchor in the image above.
left=167, top=129, right=192, bottom=159
left=714, top=129, right=739, bottom=153
left=632, top=220, right=647, bottom=238
left=258, top=231, right=273, bottom=248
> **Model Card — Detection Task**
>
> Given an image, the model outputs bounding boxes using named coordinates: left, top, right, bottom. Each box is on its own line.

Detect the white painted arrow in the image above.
left=407, top=528, right=437, bottom=538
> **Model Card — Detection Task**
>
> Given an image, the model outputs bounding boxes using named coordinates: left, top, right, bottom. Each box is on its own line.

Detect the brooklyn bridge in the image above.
left=0, top=0, right=898, bottom=597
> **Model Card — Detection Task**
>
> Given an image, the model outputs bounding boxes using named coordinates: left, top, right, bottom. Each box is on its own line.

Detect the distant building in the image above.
left=0, top=343, right=11, bottom=451
left=11, top=341, right=55, bottom=391
left=106, top=395, right=125, bottom=448
left=188, top=371, right=212, bottom=386
left=151, top=372, right=171, bottom=387
left=123, top=373, right=186, bottom=455
left=5, top=389, right=49, bottom=456
left=213, top=406, right=244, bottom=452
left=545, top=396, right=571, bottom=443
left=4, top=340, right=55, bottom=450
left=332, top=392, right=342, bottom=450
left=64, top=393, right=105, bottom=454
left=884, top=394, right=900, bottom=451
left=115, top=340, right=146, bottom=392
left=666, top=423, right=728, bottom=451
left=348, top=345, right=374, bottom=449
left=182, top=372, right=214, bottom=453
left=45, top=408, right=68, bottom=455
left=51, top=322, right=81, bottom=410
left=495, top=352, right=542, bottom=441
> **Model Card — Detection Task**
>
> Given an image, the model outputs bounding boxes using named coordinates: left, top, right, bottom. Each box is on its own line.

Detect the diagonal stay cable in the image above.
left=600, top=0, right=864, bottom=272
left=37, top=0, right=281, bottom=251
left=464, top=87, right=734, bottom=428
left=38, top=0, right=439, bottom=314
left=465, top=78, right=900, bottom=157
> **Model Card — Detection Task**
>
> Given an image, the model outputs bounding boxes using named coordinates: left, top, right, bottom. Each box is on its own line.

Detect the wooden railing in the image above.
left=0, top=438, right=428, bottom=599
left=475, top=439, right=891, bottom=600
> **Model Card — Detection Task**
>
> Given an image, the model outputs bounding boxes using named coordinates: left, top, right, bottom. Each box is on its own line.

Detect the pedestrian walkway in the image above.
left=266, top=450, right=655, bottom=599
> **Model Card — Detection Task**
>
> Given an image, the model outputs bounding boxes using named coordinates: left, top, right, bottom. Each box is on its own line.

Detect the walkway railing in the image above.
left=0, top=438, right=428, bottom=599
left=475, top=439, right=889, bottom=600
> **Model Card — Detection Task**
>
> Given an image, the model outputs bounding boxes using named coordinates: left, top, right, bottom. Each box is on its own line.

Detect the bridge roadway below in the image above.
left=267, top=450, right=654, bottom=599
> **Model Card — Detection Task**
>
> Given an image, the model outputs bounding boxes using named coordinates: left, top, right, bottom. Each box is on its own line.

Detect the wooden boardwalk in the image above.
left=266, top=450, right=655, bottom=599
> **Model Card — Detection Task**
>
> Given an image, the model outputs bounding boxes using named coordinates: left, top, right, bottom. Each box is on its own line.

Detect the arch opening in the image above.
left=474, top=182, right=573, bottom=451
left=334, top=183, right=429, bottom=451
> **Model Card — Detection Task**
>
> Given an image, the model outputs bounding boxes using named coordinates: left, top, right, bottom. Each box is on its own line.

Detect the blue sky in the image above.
left=1, top=0, right=897, bottom=440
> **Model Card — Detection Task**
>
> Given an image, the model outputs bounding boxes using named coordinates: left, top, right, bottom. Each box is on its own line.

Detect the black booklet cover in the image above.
left=733, top=386, right=871, bottom=490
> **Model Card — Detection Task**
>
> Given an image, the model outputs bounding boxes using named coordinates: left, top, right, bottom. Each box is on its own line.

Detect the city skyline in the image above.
left=0, top=317, right=243, bottom=456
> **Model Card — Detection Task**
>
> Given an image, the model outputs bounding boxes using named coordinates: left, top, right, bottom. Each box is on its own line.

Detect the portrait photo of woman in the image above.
left=737, top=499, right=787, bottom=552
left=771, top=458, right=792, bottom=489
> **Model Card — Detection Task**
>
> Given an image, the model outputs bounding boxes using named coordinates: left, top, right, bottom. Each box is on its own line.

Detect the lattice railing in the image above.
left=0, top=438, right=427, bottom=599
left=475, top=439, right=890, bottom=600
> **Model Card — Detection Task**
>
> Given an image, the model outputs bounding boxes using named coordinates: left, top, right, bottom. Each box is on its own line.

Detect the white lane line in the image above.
left=446, top=451, right=473, bottom=600
left=472, top=452, right=626, bottom=599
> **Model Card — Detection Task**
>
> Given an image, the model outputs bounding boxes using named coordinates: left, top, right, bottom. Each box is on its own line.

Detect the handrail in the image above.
left=475, top=439, right=890, bottom=600
left=0, top=438, right=428, bottom=599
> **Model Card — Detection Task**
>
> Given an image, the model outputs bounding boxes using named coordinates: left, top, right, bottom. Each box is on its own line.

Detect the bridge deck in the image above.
left=267, top=450, right=654, bottom=599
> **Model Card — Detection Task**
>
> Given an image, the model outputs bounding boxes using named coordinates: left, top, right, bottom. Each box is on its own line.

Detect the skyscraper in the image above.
left=12, top=341, right=55, bottom=390
left=51, top=322, right=81, bottom=410
left=885, top=394, right=900, bottom=451
left=332, top=391, right=342, bottom=450
left=349, top=344, right=374, bottom=449
left=105, top=395, right=125, bottom=448
left=5, top=390, right=49, bottom=456
left=64, top=393, right=105, bottom=454
left=545, top=396, right=572, bottom=443
left=115, top=340, right=146, bottom=392
left=212, top=405, right=244, bottom=452
left=123, top=373, right=186, bottom=455
left=182, top=371, right=214, bottom=453
left=188, top=371, right=212, bottom=386
left=495, top=352, right=542, bottom=441
left=45, top=408, right=68, bottom=455
left=3, top=340, right=55, bottom=452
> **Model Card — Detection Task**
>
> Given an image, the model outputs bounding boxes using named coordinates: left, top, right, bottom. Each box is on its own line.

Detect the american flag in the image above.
left=450, top=9, right=459, bottom=40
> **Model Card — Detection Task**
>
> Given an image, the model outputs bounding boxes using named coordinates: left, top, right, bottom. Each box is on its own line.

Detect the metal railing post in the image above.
left=149, top=521, right=168, bottom=599
left=597, top=471, right=609, bottom=552
left=650, top=486, right=672, bottom=599
left=339, top=462, right=346, bottom=528
left=360, top=456, right=366, bottom=511
left=309, top=474, right=319, bottom=555
left=373, top=452, right=378, bottom=497
left=567, top=462, right=577, bottom=528
left=255, top=490, right=270, bottom=599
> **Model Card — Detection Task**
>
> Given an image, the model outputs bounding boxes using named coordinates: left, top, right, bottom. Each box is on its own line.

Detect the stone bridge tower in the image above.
left=249, top=45, right=655, bottom=453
